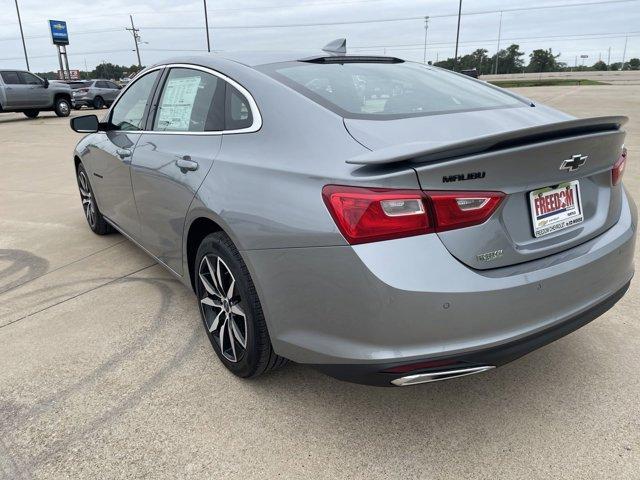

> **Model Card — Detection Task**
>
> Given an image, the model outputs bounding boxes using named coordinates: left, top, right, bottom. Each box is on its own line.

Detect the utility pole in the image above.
left=422, top=16, right=429, bottom=64
left=14, top=0, right=30, bottom=70
left=126, top=15, right=142, bottom=68
left=621, top=36, right=628, bottom=70
left=203, top=0, right=211, bottom=52
left=607, top=46, right=611, bottom=69
left=453, top=0, right=462, bottom=71
left=493, top=11, right=503, bottom=75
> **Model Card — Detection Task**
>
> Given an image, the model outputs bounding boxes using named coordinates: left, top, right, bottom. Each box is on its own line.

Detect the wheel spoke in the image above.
left=216, top=257, right=225, bottom=296
left=205, top=256, right=224, bottom=298
left=227, top=319, right=237, bottom=361
left=199, top=272, right=219, bottom=298
left=209, top=310, right=224, bottom=333
left=201, top=297, right=222, bottom=308
left=226, top=277, right=235, bottom=300
left=230, top=317, right=246, bottom=348
left=231, top=304, right=245, bottom=317
left=219, top=318, right=228, bottom=356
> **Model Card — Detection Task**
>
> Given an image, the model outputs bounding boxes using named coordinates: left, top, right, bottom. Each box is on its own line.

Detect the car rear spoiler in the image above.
left=346, top=115, right=628, bottom=166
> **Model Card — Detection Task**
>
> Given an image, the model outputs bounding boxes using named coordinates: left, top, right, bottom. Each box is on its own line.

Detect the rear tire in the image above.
left=54, top=97, right=71, bottom=117
left=93, top=96, right=104, bottom=109
left=23, top=110, right=39, bottom=118
left=195, top=232, right=287, bottom=378
left=76, top=163, right=113, bottom=235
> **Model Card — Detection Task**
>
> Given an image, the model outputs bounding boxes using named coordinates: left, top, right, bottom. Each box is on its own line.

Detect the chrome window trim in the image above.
left=104, top=63, right=262, bottom=136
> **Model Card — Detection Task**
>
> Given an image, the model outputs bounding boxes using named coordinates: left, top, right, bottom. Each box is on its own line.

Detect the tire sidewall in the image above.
left=195, top=234, right=263, bottom=378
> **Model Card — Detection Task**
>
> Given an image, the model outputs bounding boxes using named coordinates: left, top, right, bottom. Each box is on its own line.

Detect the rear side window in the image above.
left=110, top=70, right=160, bottom=131
left=153, top=68, right=224, bottom=132
left=225, top=85, right=253, bottom=130
left=96, top=81, right=110, bottom=88
left=1, top=72, right=21, bottom=85
left=260, top=61, right=523, bottom=119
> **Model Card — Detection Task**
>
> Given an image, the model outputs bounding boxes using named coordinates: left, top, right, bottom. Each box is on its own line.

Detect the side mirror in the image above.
left=43, top=78, right=49, bottom=88
left=70, top=115, right=100, bottom=133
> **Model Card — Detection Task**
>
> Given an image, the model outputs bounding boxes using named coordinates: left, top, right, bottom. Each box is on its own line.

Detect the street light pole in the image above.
left=493, top=11, right=503, bottom=75
left=13, top=0, right=30, bottom=70
left=204, top=0, right=211, bottom=53
left=453, top=0, right=462, bottom=71
left=127, top=15, right=142, bottom=68
left=422, top=16, right=429, bottom=64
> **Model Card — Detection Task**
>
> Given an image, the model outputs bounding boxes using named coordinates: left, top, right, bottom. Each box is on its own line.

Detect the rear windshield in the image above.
left=260, top=61, right=524, bottom=119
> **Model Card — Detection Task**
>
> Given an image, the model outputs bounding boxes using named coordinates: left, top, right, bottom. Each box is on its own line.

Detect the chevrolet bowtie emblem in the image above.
left=560, top=154, right=588, bottom=172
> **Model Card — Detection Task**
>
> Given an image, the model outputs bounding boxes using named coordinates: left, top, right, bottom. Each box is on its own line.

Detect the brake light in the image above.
left=322, top=185, right=431, bottom=244
left=426, top=191, right=505, bottom=232
left=612, top=146, right=627, bottom=186
left=322, top=185, right=505, bottom=244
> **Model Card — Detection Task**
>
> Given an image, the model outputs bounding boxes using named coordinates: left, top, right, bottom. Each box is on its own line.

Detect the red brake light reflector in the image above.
left=612, top=147, right=627, bottom=186
left=322, top=185, right=432, bottom=244
left=323, top=186, right=505, bottom=244
left=426, top=191, right=505, bottom=232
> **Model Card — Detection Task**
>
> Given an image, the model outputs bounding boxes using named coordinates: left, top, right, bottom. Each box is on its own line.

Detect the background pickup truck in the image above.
left=0, top=70, right=73, bottom=118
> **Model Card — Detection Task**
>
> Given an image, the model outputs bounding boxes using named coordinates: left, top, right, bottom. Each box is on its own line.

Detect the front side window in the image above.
left=260, top=61, right=524, bottom=119
left=96, top=81, right=109, bottom=89
left=18, top=72, right=42, bottom=85
left=110, top=70, right=160, bottom=131
left=1, top=71, right=21, bottom=85
left=153, top=68, right=224, bottom=132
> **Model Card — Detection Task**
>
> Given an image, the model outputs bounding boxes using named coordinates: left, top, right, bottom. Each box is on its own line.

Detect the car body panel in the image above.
left=132, top=134, right=222, bottom=274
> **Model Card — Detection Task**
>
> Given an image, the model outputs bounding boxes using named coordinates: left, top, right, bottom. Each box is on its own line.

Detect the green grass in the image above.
left=488, top=78, right=608, bottom=88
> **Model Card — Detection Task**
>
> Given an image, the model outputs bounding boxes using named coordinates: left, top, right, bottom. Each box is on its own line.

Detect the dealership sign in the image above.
left=49, top=20, right=69, bottom=45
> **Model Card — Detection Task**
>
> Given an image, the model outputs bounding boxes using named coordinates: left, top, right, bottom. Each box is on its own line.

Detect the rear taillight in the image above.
left=322, top=185, right=431, bottom=244
left=426, top=191, right=505, bottom=232
left=612, top=146, right=627, bottom=186
left=322, top=185, right=504, bottom=244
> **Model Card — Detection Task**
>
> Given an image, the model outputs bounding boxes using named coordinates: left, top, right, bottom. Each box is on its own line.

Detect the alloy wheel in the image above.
left=198, top=255, right=248, bottom=363
left=77, top=170, right=96, bottom=228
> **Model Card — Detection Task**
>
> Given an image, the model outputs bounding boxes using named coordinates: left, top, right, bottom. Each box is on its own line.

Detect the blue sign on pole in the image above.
left=48, top=20, right=69, bottom=46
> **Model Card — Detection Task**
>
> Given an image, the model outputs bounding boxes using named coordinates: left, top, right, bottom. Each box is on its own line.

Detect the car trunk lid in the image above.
left=345, top=114, right=627, bottom=269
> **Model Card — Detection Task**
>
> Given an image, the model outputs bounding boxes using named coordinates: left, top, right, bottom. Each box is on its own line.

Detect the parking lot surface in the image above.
left=1, top=86, right=639, bottom=479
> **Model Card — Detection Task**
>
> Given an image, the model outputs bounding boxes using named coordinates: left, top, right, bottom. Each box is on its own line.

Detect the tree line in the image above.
left=433, top=44, right=640, bottom=74
left=35, top=63, right=144, bottom=81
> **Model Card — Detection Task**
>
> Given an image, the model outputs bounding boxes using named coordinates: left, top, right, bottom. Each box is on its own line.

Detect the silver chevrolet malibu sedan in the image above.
left=70, top=40, right=636, bottom=386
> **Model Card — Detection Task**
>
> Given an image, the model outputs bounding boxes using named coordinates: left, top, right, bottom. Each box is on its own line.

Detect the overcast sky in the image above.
left=1, top=0, right=638, bottom=72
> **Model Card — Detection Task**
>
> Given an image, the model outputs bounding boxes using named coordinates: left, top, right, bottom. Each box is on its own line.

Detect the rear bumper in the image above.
left=314, top=280, right=630, bottom=386
left=242, top=189, right=637, bottom=383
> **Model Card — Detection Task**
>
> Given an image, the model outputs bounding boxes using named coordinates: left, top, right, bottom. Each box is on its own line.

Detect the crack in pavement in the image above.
left=0, top=241, right=126, bottom=296
left=0, top=263, right=157, bottom=330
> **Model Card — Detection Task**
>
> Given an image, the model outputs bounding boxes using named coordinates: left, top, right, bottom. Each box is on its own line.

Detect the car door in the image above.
left=18, top=72, right=49, bottom=108
left=85, top=69, right=162, bottom=239
left=130, top=66, right=225, bottom=274
left=1, top=71, right=25, bottom=108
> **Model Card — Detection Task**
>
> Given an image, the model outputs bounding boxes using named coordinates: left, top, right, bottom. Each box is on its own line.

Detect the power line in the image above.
left=140, top=0, right=639, bottom=30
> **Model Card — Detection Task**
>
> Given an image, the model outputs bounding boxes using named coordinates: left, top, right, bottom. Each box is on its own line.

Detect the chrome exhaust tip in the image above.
left=391, top=365, right=495, bottom=386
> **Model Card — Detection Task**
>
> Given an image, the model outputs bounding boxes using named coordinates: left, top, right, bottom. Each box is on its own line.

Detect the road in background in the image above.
left=0, top=85, right=638, bottom=479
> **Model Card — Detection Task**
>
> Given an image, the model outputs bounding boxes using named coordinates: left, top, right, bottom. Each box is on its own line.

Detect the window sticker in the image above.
left=157, top=76, right=201, bottom=131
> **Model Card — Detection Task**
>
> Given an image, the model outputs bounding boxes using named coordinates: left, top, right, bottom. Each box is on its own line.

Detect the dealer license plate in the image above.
left=529, top=180, right=584, bottom=238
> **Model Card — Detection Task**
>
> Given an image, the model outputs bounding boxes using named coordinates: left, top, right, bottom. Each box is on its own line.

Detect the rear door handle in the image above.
left=175, top=156, right=199, bottom=172
left=116, top=148, right=132, bottom=159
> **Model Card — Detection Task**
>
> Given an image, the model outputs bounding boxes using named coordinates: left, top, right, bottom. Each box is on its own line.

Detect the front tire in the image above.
left=76, top=163, right=112, bottom=235
left=195, top=232, right=287, bottom=378
left=23, top=110, right=39, bottom=118
left=54, top=97, right=71, bottom=117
